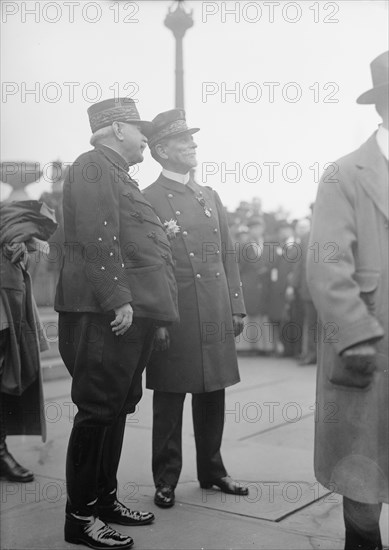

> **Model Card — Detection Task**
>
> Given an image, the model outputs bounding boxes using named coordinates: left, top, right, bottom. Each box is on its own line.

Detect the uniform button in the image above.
left=109, top=252, right=114, bottom=256
left=189, top=252, right=194, bottom=257
left=104, top=221, right=107, bottom=226
left=114, top=277, right=118, bottom=281
left=234, top=292, right=239, bottom=297
left=101, top=266, right=105, bottom=271
left=113, top=236, right=117, bottom=241
left=216, top=250, right=220, bottom=254
left=213, top=228, right=218, bottom=233
left=168, top=193, right=173, bottom=198
left=216, top=272, right=220, bottom=277
left=98, top=237, right=102, bottom=242
left=182, top=231, right=188, bottom=236
left=196, top=274, right=201, bottom=279
left=176, top=211, right=181, bottom=216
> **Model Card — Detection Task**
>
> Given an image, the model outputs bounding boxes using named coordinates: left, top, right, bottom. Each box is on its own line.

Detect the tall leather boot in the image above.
left=97, top=415, right=154, bottom=527
left=65, top=424, right=107, bottom=516
left=0, top=394, right=34, bottom=483
left=97, top=415, right=127, bottom=507
left=64, top=424, right=134, bottom=549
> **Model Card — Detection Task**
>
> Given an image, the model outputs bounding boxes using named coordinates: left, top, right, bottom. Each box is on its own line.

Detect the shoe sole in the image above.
left=154, top=498, right=175, bottom=508
left=99, top=516, right=154, bottom=526
left=0, top=474, right=34, bottom=483
left=200, top=483, right=249, bottom=496
left=65, top=535, right=134, bottom=550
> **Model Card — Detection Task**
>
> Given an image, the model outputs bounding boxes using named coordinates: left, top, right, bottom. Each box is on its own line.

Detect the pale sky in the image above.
left=1, top=0, right=388, bottom=217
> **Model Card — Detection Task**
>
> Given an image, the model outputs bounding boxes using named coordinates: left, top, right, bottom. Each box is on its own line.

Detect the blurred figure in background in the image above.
left=290, top=216, right=317, bottom=365
left=237, top=215, right=271, bottom=354
left=267, top=220, right=296, bottom=356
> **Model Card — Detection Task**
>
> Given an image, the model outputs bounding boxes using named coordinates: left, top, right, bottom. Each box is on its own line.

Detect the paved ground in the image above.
left=1, top=353, right=388, bottom=550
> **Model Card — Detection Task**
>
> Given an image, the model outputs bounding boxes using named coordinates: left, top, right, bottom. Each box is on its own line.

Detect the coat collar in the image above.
left=156, top=172, right=202, bottom=195
left=96, top=145, right=130, bottom=172
left=355, top=132, right=388, bottom=220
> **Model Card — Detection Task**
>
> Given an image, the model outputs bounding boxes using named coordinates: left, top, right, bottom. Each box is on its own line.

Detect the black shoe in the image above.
left=98, top=499, right=154, bottom=526
left=65, top=513, right=134, bottom=549
left=0, top=444, right=34, bottom=483
left=154, top=485, right=175, bottom=508
left=200, top=475, right=249, bottom=496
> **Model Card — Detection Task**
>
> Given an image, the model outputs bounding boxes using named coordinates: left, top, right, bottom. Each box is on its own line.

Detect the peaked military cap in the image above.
left=87, top=97, right=153, bottom=135
left=148, top=109, right=200, bottom=147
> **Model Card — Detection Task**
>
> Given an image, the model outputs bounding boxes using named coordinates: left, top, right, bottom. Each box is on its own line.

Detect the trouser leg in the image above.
left=97, top=414, right=127, bottom=506
left=343, top=496, right=382, bottom=550
left=152, top=391, right=186, bottom=488
left=192, top=390, right=227, bottom=483
left=59, top=313, right=155, bottom=517
left=65, top=423, right=107, bottom=517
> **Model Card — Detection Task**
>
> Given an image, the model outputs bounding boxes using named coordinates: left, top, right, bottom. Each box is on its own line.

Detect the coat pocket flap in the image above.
left=353, top=270, right=380, bottom=292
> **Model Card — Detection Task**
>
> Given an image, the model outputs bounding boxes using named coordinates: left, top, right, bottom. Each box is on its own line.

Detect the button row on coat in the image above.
left=195, top=272, right=221, bottom=279
left=181, top=228, right=218, bottom=236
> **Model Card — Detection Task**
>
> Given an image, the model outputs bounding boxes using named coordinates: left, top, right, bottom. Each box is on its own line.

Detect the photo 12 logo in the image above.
left=202, top=81, right=340, bottom=104
left=1, top=2, right=140, bottom=24
left=1, top=81, right=140, bottom=104
left=201, top=2, right=340, bottom=24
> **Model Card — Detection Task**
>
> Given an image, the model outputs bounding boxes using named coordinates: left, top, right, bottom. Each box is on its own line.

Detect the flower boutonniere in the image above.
left=195, top=194, right=212, bottom=218
left=164, top=219, right=181, bottom=240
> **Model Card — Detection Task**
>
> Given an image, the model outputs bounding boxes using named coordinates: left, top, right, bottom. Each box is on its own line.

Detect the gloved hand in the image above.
left=337, top=343, right=377, bottom=388
left=232, top=315, right=244, bottom=337
left=154, top=327, right=170, bottom=351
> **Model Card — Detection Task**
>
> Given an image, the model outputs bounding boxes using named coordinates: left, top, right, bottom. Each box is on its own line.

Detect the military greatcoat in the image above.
left=55, top=146, right=178, bottom=324
left=143, top=174, right=246, bottom=394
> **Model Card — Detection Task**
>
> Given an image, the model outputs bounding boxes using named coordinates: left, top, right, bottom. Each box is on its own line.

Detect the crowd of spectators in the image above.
left=228, top=198, right=317, bottom=364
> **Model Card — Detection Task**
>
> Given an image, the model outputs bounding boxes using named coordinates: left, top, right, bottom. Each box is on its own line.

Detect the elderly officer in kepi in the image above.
left=143, top=109, right=248, bottom=508
left=307, top=51, right=388, bottom=550
left=55, top=98, right=179, bottom=550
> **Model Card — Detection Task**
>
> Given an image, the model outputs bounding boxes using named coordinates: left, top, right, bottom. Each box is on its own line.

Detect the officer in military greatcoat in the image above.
left=143, top=109, right=248, bottom=509
left=55, top=98, right=179, bottom=550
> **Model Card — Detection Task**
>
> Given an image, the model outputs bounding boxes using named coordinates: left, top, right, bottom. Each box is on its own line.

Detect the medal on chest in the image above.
left=195, top=193, right=212, bottom=218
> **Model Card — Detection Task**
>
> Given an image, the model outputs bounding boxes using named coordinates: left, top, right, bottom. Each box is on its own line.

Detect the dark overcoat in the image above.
left=55, top=146, right=178, bottom=325
left=267, top=245, right=294, bottom=322
left=307, top=133, right=388, bottom=504
left=143, top=174, right=246, bottom=394
left=0, top=201, right=57, bottom=441
left=238, top=243, right=269, bottom=317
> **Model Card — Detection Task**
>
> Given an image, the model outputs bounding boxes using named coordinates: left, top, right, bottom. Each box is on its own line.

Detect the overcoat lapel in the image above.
left=355, top=132, right=389, bottom=220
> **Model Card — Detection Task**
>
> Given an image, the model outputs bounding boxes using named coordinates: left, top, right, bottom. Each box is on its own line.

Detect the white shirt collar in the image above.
left=376, top=125, right=388, bottom=161
left=162, top=168, right=190, bottom=185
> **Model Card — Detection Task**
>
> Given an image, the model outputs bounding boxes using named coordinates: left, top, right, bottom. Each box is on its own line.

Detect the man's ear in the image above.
left=112, top=121, right=123, bottom=141
left=155, top=143, right=168, bottom=160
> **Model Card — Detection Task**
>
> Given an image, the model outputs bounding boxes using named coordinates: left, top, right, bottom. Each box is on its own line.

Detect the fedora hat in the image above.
left=148, top=109, right=199, bottom=147
left=87, top=97, right=153, bottom=135
left=357, top=51, right=389, bottom=104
